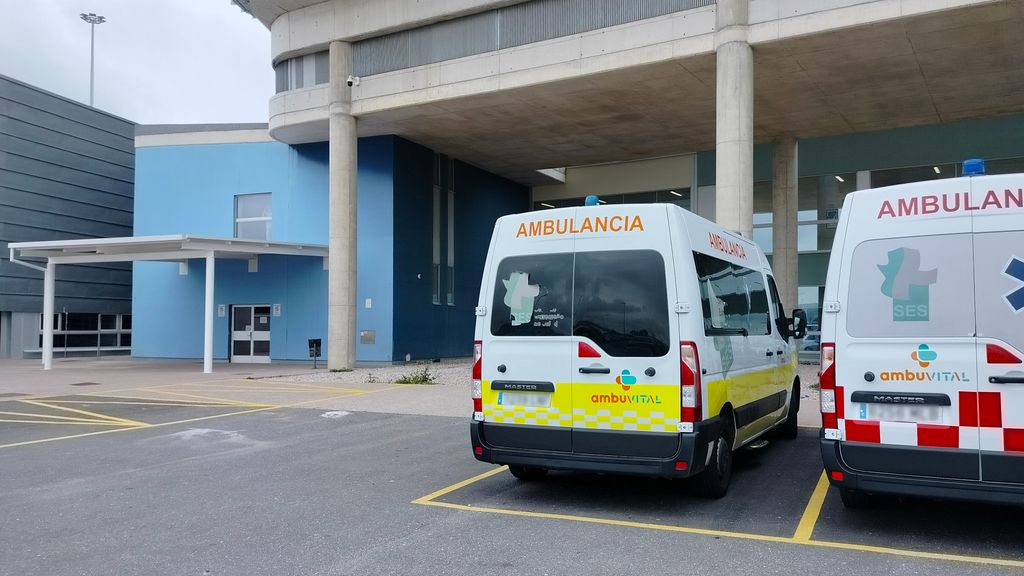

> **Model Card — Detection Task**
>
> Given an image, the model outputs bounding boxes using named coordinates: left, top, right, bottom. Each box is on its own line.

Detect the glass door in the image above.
left=231, top=305, right=271, bottom=364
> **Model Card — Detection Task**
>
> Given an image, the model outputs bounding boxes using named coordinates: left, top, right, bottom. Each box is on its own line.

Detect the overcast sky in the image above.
left=0, top=0, right=273, bottom=124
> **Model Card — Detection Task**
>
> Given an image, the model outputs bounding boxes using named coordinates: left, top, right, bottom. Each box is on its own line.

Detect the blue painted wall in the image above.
left=391, top=139, right=529, bottom=360
left=133, top=137, right=396, bottom=361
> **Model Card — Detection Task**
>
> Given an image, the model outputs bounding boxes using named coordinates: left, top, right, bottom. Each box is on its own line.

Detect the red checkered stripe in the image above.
left=836, top=386, right=1024, bottom=452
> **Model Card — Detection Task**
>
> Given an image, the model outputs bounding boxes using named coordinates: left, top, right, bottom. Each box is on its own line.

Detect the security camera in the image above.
left=346, top=75, right=360, bottom=87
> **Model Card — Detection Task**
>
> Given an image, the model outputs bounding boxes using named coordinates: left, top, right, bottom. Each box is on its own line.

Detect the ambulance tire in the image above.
left=508, top=465, right=548, bottom=481
left=839, top=488, right=873, bottom=509
left=777, top=380, right=800, bottom=440
left=692, top=414, right=734, bottom=499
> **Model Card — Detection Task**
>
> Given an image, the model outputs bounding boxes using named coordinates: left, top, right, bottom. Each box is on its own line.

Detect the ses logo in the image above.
left=878, top=248, right=937, bottom=322
left=878, top=345, right=970, bottom=382
left=589, top=370, right=662, bottom=405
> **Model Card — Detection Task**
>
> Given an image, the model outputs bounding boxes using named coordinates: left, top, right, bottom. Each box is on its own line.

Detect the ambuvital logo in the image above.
left=878, top=345, right=970, bottom=382
left=589, top=392, right=663, bottom=404
left=878, top=248, right=937, bottom=322
left=911, top=344, right=937, bottom=368
left=615, top=369, right=637, bottom=391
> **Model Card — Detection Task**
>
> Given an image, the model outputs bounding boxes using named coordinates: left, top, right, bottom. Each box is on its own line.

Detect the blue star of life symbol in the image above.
left=1006, top=257, right=1024, bottom=312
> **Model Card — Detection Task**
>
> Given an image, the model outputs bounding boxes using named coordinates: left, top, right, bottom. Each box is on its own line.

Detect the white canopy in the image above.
left=9, top=235, right=328, bottom=373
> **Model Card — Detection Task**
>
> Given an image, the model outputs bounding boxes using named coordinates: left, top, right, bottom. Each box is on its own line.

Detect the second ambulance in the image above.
left=820, top=161, right=1024, bottom=506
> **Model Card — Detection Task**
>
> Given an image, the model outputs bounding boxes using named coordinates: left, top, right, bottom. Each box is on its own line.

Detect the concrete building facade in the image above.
left=0, top=74, right=135, bottom=359
left=230, top=0, right=1024, bottom=368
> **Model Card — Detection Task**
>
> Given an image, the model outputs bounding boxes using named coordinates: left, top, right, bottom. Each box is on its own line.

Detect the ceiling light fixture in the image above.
left=835, top=175, right=845, bottom=183
left=933, top=166, right=941, bottom=174
left=669, top=190, right=682, bottom=197
left=540, top=202, right=555, bottom=208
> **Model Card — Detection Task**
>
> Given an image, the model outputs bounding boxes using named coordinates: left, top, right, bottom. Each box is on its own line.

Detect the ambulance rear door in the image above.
left=837, top=178, right=980, bottom=480
left=970, top=174, right=1024, bottom=485
left=569, top=205, right=680, bottom=458
left=481, top=209, right=577, bottom=453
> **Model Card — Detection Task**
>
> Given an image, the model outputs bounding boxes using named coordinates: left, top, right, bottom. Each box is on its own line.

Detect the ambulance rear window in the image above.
left=847, top=234, right=975, bottom=337
left=573, top=250, right=670, bottom=357
left=491, top=253, right=572, bottom=337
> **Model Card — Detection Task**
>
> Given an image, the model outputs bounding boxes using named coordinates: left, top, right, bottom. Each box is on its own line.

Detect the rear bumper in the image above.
left=820, top=432, right=1024, bottom=505
left=470, top=417, right=720, bottom=478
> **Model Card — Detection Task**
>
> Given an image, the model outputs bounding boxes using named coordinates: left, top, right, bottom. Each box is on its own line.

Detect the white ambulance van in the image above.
left=470, top=202, right=807, bottom=498
left=820, top=160, right=1024, bottom=507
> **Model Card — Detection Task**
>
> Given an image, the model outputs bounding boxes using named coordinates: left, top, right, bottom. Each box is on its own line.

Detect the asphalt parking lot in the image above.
left=0, top=370, right=1022, bottom=575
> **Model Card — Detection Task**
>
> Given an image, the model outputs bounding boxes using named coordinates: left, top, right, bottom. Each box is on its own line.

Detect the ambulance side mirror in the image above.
left=790, top=309, right=808, bottom=340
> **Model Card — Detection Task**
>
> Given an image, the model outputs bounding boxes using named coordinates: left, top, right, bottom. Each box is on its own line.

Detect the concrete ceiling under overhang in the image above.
left=356, top=1, right=1024, bottom=186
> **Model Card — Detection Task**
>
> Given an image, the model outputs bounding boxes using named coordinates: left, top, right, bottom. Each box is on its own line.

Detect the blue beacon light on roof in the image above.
left=584, top=195, right=600, bottom=206
left=962, top=158, right=985, bottom=176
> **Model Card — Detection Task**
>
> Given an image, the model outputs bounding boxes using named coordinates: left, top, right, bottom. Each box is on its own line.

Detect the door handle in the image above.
left=579, top=366, right=611, bottom=374
left=776, top=350, right=784, bottom=356
left=989, top=375, right=1024, bottom=384
left=766, top=350, right=775, bottom=357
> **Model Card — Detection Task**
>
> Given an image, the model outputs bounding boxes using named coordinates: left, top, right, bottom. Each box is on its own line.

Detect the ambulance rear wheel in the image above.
left=692, top=415, right=734, bottom=499
left=839, top=488, right=873, bottom=509
left=508, top=465, right=547, bottom=481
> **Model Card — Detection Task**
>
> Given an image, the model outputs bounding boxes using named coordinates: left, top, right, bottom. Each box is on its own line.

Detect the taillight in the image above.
left=680, top=341, right=701, bottom=433
left=987, top=343, right=1022, bottom=364
left=471, top=341, right=483, bottom=420
left=820, top=343, right=839, bottom=439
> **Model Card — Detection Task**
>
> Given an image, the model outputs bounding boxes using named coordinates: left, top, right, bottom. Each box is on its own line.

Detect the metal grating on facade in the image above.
left=353, top=0, right=715, bottom=77
left=0, top=74, right=135, bottom=314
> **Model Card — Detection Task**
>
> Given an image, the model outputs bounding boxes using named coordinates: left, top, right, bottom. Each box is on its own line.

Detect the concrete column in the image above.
left=715, top=0, right=754, bottom=239
left=42, top=260, right=55, bottom=370
left=204, top=253, right=215, bottom=374
left=328, top=41, right=358, bottom=370
left=771, top=138, right=799, bottom=311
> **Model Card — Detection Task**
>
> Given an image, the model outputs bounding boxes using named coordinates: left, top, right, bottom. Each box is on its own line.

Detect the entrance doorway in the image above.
left=231, top=305, right=271, bottom=363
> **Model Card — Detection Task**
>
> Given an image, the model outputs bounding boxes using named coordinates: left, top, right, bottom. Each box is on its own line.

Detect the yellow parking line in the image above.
left=0, top=391, right=359, bottom=451
left=136, top=389, right=276, bottom=408
left=44, top=400, right=235, bottom=407
left=413, top=467, right=1024, bottom=570
left=412, top=466, right=509, bottom=504
left=793, top=471, right=829, bottom=541
left=18, top=399, right=148, bottom=427
left=0, top=419, right=129, bottom=427
left=0, top=410, right=124, bottom=424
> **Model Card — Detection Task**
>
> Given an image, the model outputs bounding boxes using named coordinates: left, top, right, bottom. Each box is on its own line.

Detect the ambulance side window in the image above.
left=744, top=272, right=771, bottom=336
left=693, top=252, right=750, bottom=335
left=767, top=275, right=788, bottom=337
left=491, top=253, right=573, bottom=337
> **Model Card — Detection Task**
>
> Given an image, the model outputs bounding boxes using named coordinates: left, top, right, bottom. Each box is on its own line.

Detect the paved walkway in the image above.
left=0, top=357, right=820, bottom=425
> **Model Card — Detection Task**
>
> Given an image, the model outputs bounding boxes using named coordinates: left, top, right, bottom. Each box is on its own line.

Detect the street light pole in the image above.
left=79, top=12, right=107, bottom=107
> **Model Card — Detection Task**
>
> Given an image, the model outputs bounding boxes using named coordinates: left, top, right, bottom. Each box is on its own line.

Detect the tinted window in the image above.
left=694, top=253, right=769, bottom=336
left=744, top=271, right=770, bottom=336
left=847, top=235, right=975, bottom=337
left=491, top=253, right=572, bottom=337
left=573, top=250, right=669, bottom=357
left=694, top=253, right=748, bottom=334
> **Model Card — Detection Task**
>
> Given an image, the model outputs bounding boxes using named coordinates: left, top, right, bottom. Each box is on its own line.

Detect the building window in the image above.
left=446, top=161, right=455, bottom=306
left=38, top=313, right=132, bottom=351
left=432, top=154, right=442, bottom=305
left=235, top=193, right=272, bottom=240
left=273, top=51, right=330, bottom=93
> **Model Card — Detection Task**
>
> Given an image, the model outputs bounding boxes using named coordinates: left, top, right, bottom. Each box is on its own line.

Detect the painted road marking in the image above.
left=412, top=468, right=1024, bottom=570
left=0, top=385, right=406, bottom=451
left=18, top=399, right=148, bottom=427
left=793, top=472, right=829, bottom=542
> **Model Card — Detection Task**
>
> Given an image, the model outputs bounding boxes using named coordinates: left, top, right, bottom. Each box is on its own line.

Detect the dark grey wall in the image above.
left=0, top=74, right=134, bottom=314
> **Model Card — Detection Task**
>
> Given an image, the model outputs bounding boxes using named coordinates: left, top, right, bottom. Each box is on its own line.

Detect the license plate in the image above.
left=864, top=403, right=942, bottom=424
left=497, top=391, right=551, bottom=408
